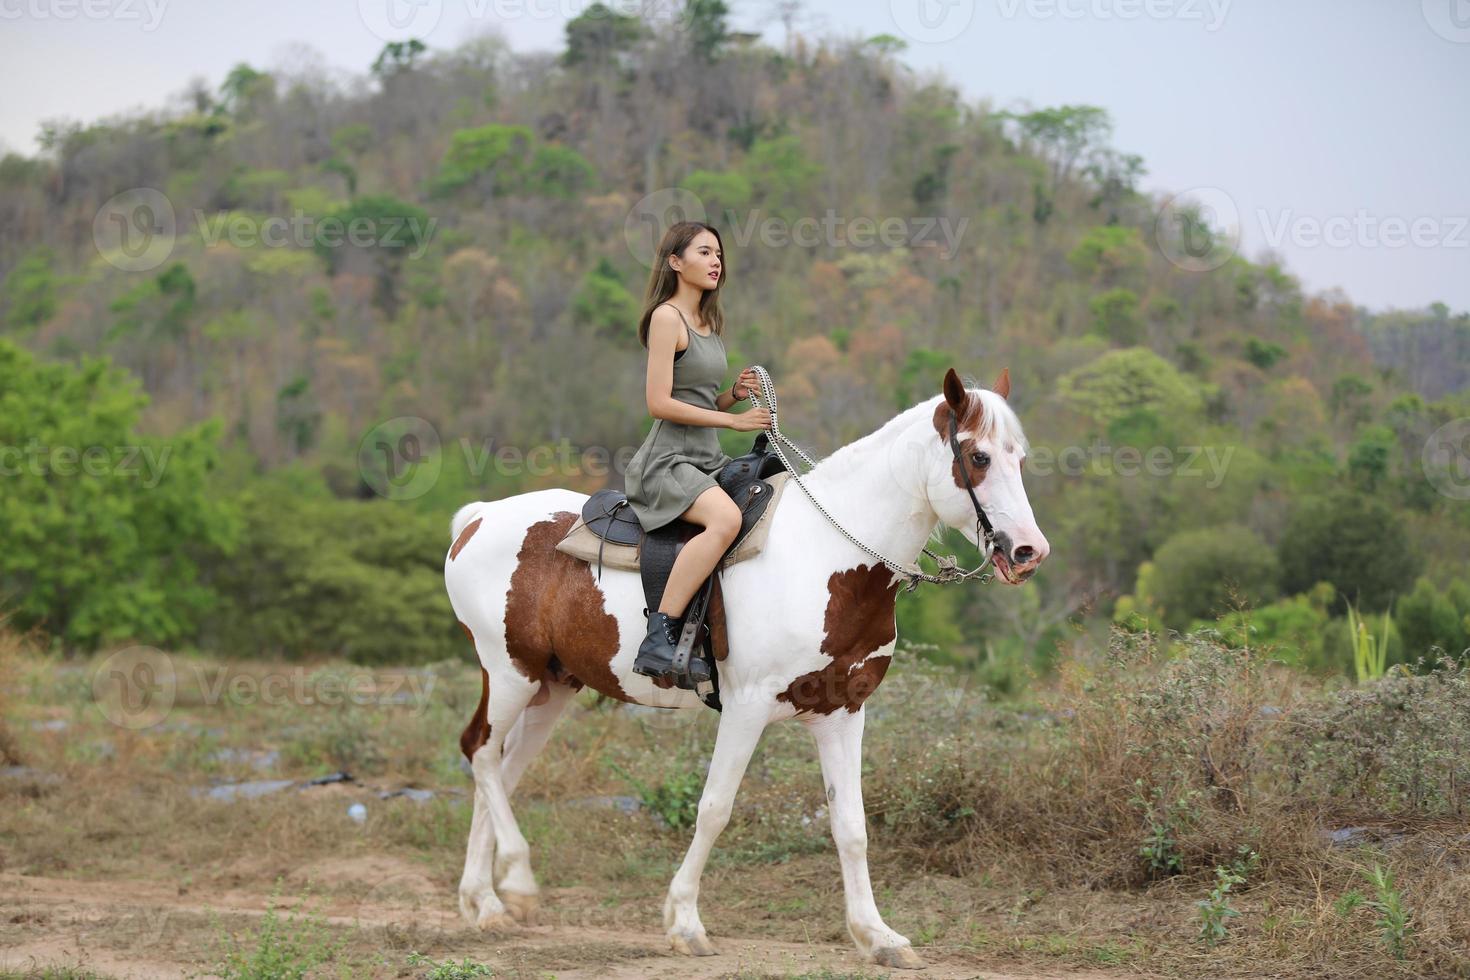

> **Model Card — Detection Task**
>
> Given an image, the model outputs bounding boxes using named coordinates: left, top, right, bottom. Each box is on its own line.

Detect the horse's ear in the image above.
left=993, top=367, right=1010, bottom=400
left=943, top=367, right=967, bottom=415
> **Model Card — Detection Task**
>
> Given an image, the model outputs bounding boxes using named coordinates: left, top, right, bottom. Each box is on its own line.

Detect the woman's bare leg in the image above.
left=657, top=485, right=741, bottom=617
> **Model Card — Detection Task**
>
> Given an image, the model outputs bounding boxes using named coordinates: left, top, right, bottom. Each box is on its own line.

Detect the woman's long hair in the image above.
left=637, top=221, right=726, bottom=348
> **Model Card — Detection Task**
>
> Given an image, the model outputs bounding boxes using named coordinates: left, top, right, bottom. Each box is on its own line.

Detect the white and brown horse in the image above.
left=442, top=367, right=1049, bottom=968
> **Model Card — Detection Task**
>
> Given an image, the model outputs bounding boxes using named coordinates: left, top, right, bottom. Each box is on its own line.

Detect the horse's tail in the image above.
left=449, top=502, right=483, bottom=543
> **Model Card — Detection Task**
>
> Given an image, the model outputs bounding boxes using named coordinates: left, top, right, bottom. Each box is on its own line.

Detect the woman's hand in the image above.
left=727, top=407, right=772, bottom=432
left=732, top=367, right=759, bottom=400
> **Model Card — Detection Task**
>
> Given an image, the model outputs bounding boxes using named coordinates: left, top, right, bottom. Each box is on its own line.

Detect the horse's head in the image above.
left=924, top=367, right=1049, bottom=585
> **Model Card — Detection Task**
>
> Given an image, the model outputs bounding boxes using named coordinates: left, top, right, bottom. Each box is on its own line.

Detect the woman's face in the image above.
left=670, top=231, right=722, bottom=290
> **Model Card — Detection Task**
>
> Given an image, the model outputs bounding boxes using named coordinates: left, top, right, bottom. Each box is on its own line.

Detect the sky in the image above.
left=1, top=0, right=1466, bottom=313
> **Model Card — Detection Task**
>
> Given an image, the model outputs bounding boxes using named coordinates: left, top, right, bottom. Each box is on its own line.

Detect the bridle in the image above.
left=747, top=366, right=998, bottom=593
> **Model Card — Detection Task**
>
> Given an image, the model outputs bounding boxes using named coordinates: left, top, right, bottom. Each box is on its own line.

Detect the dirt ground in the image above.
left=1, top=864, right=1144, bottom=980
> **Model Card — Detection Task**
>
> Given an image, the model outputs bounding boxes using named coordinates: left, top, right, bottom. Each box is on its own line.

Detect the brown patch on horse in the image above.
left=503, top=512, right=634, bottom=703
left=450, top=516, right=483, bottom=561
left=933, top=368, right=993, bottom=492
left=777, top=563, right=899, bottom=715
left=460, top=666, right=492, bottom=760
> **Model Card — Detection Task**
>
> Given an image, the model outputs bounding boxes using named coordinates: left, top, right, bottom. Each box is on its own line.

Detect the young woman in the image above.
left=624, top=221, right=771, bottom=688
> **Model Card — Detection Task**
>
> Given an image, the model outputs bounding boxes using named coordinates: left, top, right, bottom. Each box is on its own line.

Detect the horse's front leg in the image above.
left=663, top=694, right=771, bottom=956
left=804, top=706, right=925, bottom=969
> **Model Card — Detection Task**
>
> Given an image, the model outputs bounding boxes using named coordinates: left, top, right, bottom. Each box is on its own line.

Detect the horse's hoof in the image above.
left=872, top=945, right=926, bottom=969
left=670, top=932, right=718, bottom=956
left=476, top=910, right=519, bottom=932
left=502, top=891, right=542, bottom=926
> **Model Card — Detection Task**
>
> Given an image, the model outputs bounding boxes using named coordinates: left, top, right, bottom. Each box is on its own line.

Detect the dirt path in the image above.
left=0, top=871, right=1139, bottom=979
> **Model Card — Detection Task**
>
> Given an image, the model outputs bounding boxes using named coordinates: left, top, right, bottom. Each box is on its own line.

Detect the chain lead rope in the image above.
left=742, top=365, right=994, bottom=593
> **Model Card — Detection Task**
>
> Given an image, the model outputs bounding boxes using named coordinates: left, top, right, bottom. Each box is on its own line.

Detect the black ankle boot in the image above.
left=632, top=611, right=711, bottom=689
left=632, top=611, right=680, bottom=679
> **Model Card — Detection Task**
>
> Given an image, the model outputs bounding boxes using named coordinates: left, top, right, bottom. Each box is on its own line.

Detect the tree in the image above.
left=1057, top=347, right=1205, bottom=431
left=562, top=3, right=647, bottom=68
left=1244, top=337, right=1286, bottom=370
left=1277, top=491, right=1419, bottom=613
left=313, top=194, right=433, bottom=317
left=525, top=144, right=597, bottom=198
left=684, top=169, right=752, bottom=223
left=742, top=134, right=820, bottom=216
left=217, top=63, right=274, bottom=118
left=1088, top=288, right=1143, bottom=346
left=1329, top=373, right=1373, bottom=429
left=684, top=0, right=730, bottom=62
left=430, top=124, right=535, bottom=198
left=1082, top=148, right=1146, bottom=224
left=1067, top=226, right=1148, bottom=287
left=996, top=105, right=1113, bottom=223
left=1136, top=525, right=1280, bottom=630
left=371, top=39, right=427, bottom=80
left=0, top=341, right=238, bottom=652
left=912, top=144, right=959, bottom=208
left=0, top=248, right=60, bottom=333
left=324, top=123, right=375, bottom=195
left=1346, top=424, right=1394, bottom=491
left=572, top=258, right=640, bottom=340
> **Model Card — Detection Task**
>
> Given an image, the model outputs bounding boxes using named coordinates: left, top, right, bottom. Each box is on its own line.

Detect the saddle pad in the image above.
left=554, top=471, right=792, bottom=573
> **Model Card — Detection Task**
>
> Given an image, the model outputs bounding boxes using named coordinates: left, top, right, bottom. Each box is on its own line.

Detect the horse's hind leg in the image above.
left=502, top=679, right=578, bottom=799
left=457, top=664, right=541, bottom=930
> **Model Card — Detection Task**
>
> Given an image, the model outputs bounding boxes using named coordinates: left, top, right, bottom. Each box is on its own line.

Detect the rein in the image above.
left=744, top=365, right=997, bottom=593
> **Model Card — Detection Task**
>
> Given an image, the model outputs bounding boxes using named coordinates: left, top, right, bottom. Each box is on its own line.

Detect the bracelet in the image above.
left=731, top=383, right=748, bottom=401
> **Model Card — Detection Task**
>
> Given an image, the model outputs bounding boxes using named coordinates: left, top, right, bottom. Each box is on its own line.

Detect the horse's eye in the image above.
left=970, top=451, right=990, bottom=468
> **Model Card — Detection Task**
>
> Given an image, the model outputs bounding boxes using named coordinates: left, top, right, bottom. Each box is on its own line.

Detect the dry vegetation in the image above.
left=2, top=625, right=1468, bottom=979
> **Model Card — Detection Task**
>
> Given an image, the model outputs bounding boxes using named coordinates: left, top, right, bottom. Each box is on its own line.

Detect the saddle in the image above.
left=553, top=433, right=791, bottom=708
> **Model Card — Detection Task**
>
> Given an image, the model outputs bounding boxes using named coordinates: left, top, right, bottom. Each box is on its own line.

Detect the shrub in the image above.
left=1138, top=525, right=1280, bottom=630
left=1284, top=656, right=1470, bottom=815
left=206, top=475, right=458, bottom=663
left=1201, top=582, right=1335, bottom=670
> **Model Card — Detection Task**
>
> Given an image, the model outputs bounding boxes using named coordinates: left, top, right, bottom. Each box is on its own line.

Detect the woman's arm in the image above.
left=645, top=307, right=732, bottom=428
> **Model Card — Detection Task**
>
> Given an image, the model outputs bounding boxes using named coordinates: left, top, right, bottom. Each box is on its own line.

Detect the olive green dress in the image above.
left=624, top=304, right=733, bottom=533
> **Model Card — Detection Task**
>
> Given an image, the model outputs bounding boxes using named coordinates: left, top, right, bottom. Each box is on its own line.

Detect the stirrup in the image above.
left=667, top=577, right=716, bottom=696
left=668, top=618, right=712, bottom=695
